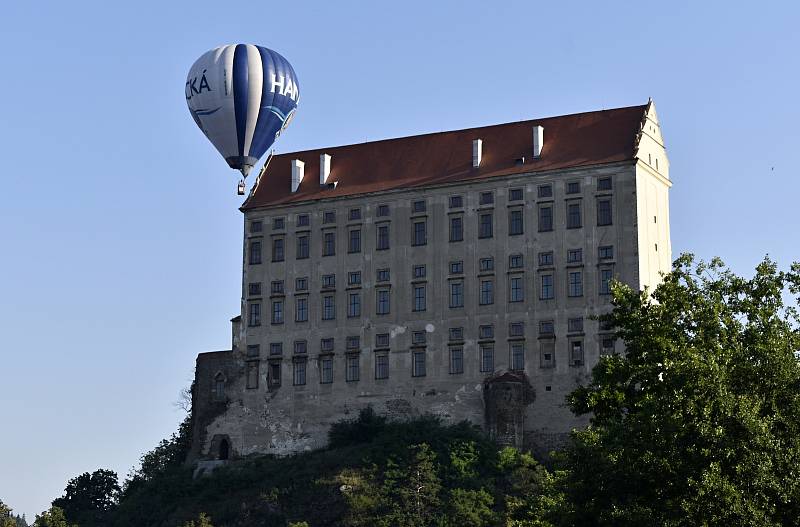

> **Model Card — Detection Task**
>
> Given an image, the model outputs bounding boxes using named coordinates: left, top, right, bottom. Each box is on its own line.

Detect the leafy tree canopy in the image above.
left=52, top=469, right=120, bottom=527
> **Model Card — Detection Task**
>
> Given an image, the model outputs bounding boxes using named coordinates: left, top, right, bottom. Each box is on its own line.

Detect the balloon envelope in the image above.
left=186, top=44, right=299, bottom=177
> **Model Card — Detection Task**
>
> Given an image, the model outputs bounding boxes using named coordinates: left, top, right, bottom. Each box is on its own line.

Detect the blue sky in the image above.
left=1, top=0, right=798, bottom=519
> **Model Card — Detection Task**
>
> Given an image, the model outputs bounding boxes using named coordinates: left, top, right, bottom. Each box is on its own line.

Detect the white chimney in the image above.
left=320, top=153, right=331, bottom=185
left=533, top=125, right=544, bottom=158
left=291, top=159, right=305, bottom=192
left=472, top=139, right=482, bottom=168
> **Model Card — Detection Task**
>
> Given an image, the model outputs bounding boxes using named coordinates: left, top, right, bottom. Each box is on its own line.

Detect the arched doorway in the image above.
left=219, top=438, right=230, bottom=460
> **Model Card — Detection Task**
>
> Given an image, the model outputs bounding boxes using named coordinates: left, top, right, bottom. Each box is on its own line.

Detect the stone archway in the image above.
left=218, top=438, right=230, bottom=460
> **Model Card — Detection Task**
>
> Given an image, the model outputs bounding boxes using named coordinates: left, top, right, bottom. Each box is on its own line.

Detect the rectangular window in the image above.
left=271, top=238, right=285, bottom=262
left=540, top=340, right=555, bottom=368
left=295, top=277, right=308, bottom=291
left=294, top=340, right=307, bottom=354
left=320, top=357, right=333, bottom=384
left=375, top=333, right=390, bottom=348
left=567, top=248, right=583, bottom=263
left=413, top=285, right=426, bottom=312
left=479, top=257, right=494, bottom=272
left=412, top=220, right=427, bottom=246
left=412, top=200, right=426, bottom=213
left=538, top=251, right=553, bottom=266
left=600, top=268, right=613, bottom=295
left=249, top=282, right=262, bottom=296
left=273, top=217, right=285, bottom=230
left=598, top=177, right=612, bottom=191
left=412, top=331, right=426, bottom=345
left=568, top=317, right=584, bottom=333
left=293, top=360, right=307, bottom=385
left=509, top=188, right=524, bottom=201
left=597, top=199, right=612, bottom=226
left=537, top=184, right=552, bottom=198
left=599, top=245, right=614, bottom=260
left=322, top=295, right=336, bottom=320
left=346, top=336, right=360, bottom=350
left=449, top=327, right=463, bottom=341
left=538, top=205, right=553, bottom=232
left=323, top=232, right=336, bottom=256
left=271, top=300, right=284, bottom=324
left=377, top=268, right=390, bottom=282
left=348, top=271, right=361, bottom=285
left=509, top=254, right=523, bottom=269
left=413, top=265, right=426, bottom=278
left=601, top=338, right=616, bottom=356
left=449, top=195, right=463, bottom=208
left=412, top=351, right=426, bottom=377
left=321, top=338, right=334, bottom=352
left=246, top=361, right=259, bottom=389
left=249, top=302, right=261, bottom=326
left=511, top=343, right=525, bottom=371
left=450, top=216, right=463, bottom=242
left=249, top=241, right=262, bottom=264
left=509, top=276, right=524, bottom=302
left=246, top=344, right=260, bottom=357
left=450, top=261, right=463, bottom=274
left=348, top=292, right=361, bottom=318
left=567, top=181, right=581, bottom=194
left=297, top=214, right=309, bottom=227
left=377, top=204, right=390, bottom=217
left=449, top=347, right=464, bottom=374
left=509, top=322, right=524, bottom=337
left=568, top=271, right=583, bottom=297
left=349, top=208, right=361, bottom=221
left=479, top=213, right=493, bottom=238
left=567, top=202, right=582, bottom=229
left=480, top=344, right=494, bottom=372
left=323, top=211, right=336, bottom=224
left=270, top=280, right=284, bottom=295
left=479, top=191, right=494, bottom=205
left=376, top=290, right=390, bottom=315
left=479, top=279, right=494, bottom=305
left=348, top=229, right=362, bottom=253
left=295, top=297, right=308, bottom=322
left=376, top=224, right=390, bottom=250
left=509, top=209, right=524, bottom=235
left=322, top=274, right=335, bottom=289
left=375, top=353, right=389, bottom=379
left=570, top=341, right=584, bottom=366
left=540, top=274, right=554, bottom=300
left=346, top=355, right=360, bottom=381
left=270, top=342, right=283, bottom=356
left=450, top=281, right=464, bottom=308
left=250, top=220, right=263, bottom=233
left=539, top=320, right=554, bottom=335
left=479, top=325, right=494, bottom=339
left=270, top=364, right=281, bottom=387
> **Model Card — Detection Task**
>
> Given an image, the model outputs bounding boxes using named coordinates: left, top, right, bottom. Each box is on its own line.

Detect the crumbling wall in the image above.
left=484, top=372, right=535, bottom=448
left=187, top=350, right=237, bottom=464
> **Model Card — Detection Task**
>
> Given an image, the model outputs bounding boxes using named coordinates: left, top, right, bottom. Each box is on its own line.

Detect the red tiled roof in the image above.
left=242, top=104, right=647, bottom=210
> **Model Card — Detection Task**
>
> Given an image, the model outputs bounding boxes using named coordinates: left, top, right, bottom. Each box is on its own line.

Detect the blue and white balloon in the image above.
left=186, top=44, right=300, bottom=178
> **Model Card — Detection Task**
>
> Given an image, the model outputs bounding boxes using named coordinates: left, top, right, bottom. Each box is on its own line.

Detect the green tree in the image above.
left=121, top=414, right=192, bottom=497
left=31, top=507, right=75, bottom=527
left=52, top=469, right=120, bottom=526
left=496, top=447, right=561, bottom=527
left=1, top=500, right=17, bottom=527
left=181, top=512, right=214, bottom=526
left=558, top=255, right=800, bottom=526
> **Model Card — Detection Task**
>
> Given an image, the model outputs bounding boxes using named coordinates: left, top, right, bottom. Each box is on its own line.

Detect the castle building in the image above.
left=188, top=101, right=672, bottom=464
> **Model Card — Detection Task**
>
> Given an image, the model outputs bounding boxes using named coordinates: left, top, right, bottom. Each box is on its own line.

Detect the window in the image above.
left=412, top=331, right=426, bottom=345
left=450, top=261, right=463, bottom=274
left=598, top=177, right=612, bottom=190
left=322, top=295, right=335, bottom=320
left=479, top=257, right=494, bottom=272
left=413, top=285, right=426, bottom=312
left=412, top=200, right=426, bottom=213
left=271, top=300, right=284, bottom=324
left=568, top=271, right=583, bottom=297
left=538, top=184, right=552, bottom=198
left=479, top=325, right=494, bottom=339
left=509, top=322, right=524, bottom=337
left=246, top=344, right=260, bottom=357
left=449, top=347, right=464, bottom=374
left=375, top=333, right=390, bottom=348
left=509, top=188, right=524, bottom=201
left=479, top=213, right=493, bottom=238
left=248, top=302, right=261, bottom=326
left=294, top=341, right=307, bottom=354
left=346, top=354, right=360, bottom=381
left=450, top=281, right=464, bottom=308
left=570, top=341, right=584, bottom=366
left=540, top=340, right=555, bottom=368
left=540, top=274, right=554, bottom=300
left=539, top=320, right=554, bottom=335
left=375, top=353, right=389, bottom=379
left=323, top=232, right=336, bottom=256
left=271, top=280, right=284, bottom=294
left=376, top=290, right=390, bottom=315
left=509, top=209, right=524, bottom=235
left=377, top=268, right=390, bottom=282
left=412, top=220, right=427, bottom=246
left=323, top=211, right=336, bottom=224
left=568, top=317, right=584, bottom=333
left=293, top=359, right=307, bottom=385
left=480, top=344, right=494, bottom=372
left=597, top=199, right=612, bottom=226
left=511, top=343, right=525, bottom=371
left=509, top=254, right=523, bottom=269
left=348, top=292, right=361, bottom=317
left=449, top=195, right=463, bottom=208
left=449, top=327, right=463, bottom=341
left=375, top=223, right=390, bottom=250
left=538, top=251, right=553, bottom=266
left=249, top=282, right=262, bottom=296
left=295, top=277, right=308, bottom=291
left=538, top=205, right=553, bottom=232
left=601, top=338, right=616, bottom=356
left=567, top=248, right=583, bottom=263
left=273, top=217, right=285, bottom=230
left=246, top=361, right=259, bottom=389
left=349, top=208, right=361, bottom=221
left=413, top=265, right=426, bottom=278
left=567, top=181, right=581, bottom=194
left=271, top=238, right=284, bottom=262
left=348, top=229, right=361, bottom=253
left=567, top=202, right=582, bottom=229
left=599, top=245, right=614, bottom=260
left=322, top=274, right=335, bottom=289
left=479, top=191, right=494, bottom=205
left=346, top=336, right=360, bottom=350
left=479, top=280, right=494, bottom=305
left=377, top=204, right=390, bottom=217
left=249, top=241, right=262, bottom=264
left=295, top=297, right=308, bottom=322
left=250, top=220, right=263, bottom=233
left=270, top=342, right=283, bottom=356
left=297, top=214, right=309, bottom=227
left=412, top=351, right=426, bottom=377
left=213, top=373, right=226, bottom=401
left=450, top=216, right=463, bottom=242
left=509, top=276, right=524, bottom=302
left=321, top=338, right=334, bottom=353
left=320, top=357, right=333, bottom=384
left=348, top=271, right=361, bottom=285
left=600, top=268, right=613, bottom=295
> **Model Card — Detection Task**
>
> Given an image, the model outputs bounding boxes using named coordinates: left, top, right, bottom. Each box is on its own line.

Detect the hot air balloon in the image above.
left=186, top=44, right=299, bottom=193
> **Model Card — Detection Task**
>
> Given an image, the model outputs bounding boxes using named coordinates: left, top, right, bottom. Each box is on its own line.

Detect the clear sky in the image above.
left=1, top=0, right=798, bottom=519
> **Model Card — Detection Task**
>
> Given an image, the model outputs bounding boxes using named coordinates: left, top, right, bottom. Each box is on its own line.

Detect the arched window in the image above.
left=219, top=438, right=230, bottom=460
left=213, top=372, right=225, bottom=401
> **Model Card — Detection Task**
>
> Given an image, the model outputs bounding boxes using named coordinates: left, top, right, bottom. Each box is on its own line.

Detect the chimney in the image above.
left=472, top=139, right=482, bottom=168
left=533, top=125, right=544, bottom=158
left=320, top=153, right=331, bottom=185
left=291, top=159, right=305, bottom=192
